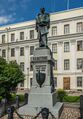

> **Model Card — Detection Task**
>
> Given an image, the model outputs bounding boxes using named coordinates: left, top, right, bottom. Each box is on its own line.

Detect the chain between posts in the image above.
left=7, top=106, right=56, bottom=119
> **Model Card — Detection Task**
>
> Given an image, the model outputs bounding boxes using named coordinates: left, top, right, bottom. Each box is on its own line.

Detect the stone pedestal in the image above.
left=19, top=47, right=63, bottom=119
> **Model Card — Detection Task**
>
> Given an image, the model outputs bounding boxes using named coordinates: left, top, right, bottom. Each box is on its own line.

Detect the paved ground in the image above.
left=60, top=107, right=80, bottom=119
left=0, top=107, right=80, bottom=119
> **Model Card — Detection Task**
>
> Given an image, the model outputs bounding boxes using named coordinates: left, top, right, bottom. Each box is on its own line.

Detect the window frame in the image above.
left=64, top=59, right=70, bottom=70
left=77, top=58, right=83, bottom=70
left=77, top=41, right=83, bottom=51
left=64, top=42, right=70, bottom=52
left=54, top=60, right=57, bottom=70
left=30, top=46, right=34, bottom=55
left=52, top=43, right=57, bottom=53
left=30, top=30, right=34, bottom=39
left=64, top=24, right=70, bottom=34
left=77, top=77, right=83, bottom=87
left=20, top=62, right=24, bottom=71
left=20, top=32, right=24, bottom=40
left=11, top=48, right=15, bottom=57
left=2, top=34, right=5, bottom=44
left=20, top=80, right=24, bottom=87
left=76, top=22, right=83, bottom=33
left=20, top=47, right=24, bottom=56
left=52, top=26, right=57, bottom=36
left=30, top=62, right=33, bottom=71
left=11, top=33, right=15, bottom=42
left=2, top=49, right=6, bottom=58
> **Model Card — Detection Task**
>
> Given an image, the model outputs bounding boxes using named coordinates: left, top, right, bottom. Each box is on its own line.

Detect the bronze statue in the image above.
left=36, top=8, right=50, bottom=47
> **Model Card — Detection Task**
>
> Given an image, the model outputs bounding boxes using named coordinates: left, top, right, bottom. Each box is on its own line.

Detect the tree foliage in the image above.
left=0, top=57, right=25, bottom=99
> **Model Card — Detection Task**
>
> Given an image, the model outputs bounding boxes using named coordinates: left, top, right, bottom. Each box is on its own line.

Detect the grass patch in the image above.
left=63, top=95, right=80, bottom=102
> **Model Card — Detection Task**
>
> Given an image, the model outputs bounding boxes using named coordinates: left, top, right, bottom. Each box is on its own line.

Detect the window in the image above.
left=77, top=22, right=83, bottom=33
left=20, top=47, right=24, bottom=56
left=64, top=24, right=70, bottom=34
left=20, top=62, right=24, bottom=71
left=20, top=80, right=24, bottom=87
left=54, top=60, right=57, bottom=70
left=11, top=48, right=15, bottom=57
left=54, top=77, right=57, bottom=87
left=30, top=78, right=33, bottom=87
left=52, top=26, right=57, bottom=36
left=52, top=44, right=57, bottom=53
left=77, top=58, right=83, bottom=69
left=2, top=34, right=5, bottom=43
left=64, top=59, right=70, bottom=70
left=30, top=46, right=34, bottom=55
left=30, top=62, right=33, bottom=71
left=77, top=77, right=82, bottom=87
left=30, top=30, right=34, bottom=39
left=64, top=42, right=70, bottom=52
left=11, top=33, right=15, bottom=42
left=77, top=41, right=83, bottom=51
left=2, top=49, right=6, bottom=57
left=20, top=32, right=24, bottom=40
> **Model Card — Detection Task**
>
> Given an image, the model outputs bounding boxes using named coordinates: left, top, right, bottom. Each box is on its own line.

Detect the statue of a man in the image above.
left=36, top=8, right=50, bottom=47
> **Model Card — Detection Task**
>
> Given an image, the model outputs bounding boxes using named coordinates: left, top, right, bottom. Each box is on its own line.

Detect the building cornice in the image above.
left=49, top=32, right=83, bottom=41
left=51, top=15, right=83, bottom=25
left=0, top=32, right=83, bottom=47
left=54, top=72, right=83, bottom=75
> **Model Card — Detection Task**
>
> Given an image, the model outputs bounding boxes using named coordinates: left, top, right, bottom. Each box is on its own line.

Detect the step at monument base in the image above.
left=19, top=102, right=63, bottom=119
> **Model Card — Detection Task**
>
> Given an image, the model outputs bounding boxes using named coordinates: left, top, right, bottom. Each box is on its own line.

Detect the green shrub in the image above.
left=0, top=96, right=2, bottom=102
left=10, top=93, right=25, bottom=102
left=18, top=94, right=25, bottom=102
left=63, top=95, right=80, bottom=102
left=10, top=93, right=16, bottom=101
left=57, top=89, right=66, bottom=102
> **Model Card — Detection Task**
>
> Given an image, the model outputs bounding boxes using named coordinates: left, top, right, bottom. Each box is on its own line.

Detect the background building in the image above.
left=0, top=8, right=83, bottom=91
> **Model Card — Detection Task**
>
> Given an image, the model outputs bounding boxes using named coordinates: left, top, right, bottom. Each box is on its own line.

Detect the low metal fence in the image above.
left=7, top=106, right=56, bottom=119
left=0, top=93, right=28, bottom=118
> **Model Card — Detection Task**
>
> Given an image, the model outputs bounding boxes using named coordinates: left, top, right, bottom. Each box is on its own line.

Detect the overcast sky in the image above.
left=0, top=0, right=83, bottom=26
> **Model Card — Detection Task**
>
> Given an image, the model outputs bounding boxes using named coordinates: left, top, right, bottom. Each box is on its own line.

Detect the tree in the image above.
left=0, top=57, right=25, bottom=99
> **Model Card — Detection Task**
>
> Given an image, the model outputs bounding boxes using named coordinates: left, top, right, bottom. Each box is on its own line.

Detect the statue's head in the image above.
left=40, top=7, right=45, bottom=14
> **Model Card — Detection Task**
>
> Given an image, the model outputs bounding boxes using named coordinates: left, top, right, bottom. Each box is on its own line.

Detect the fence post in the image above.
left=16, top=95, right=19, bottom=108
left=80, top=95, right=83, bottom=119
left=41, top=108, right=49, bottom=119
left=2, top=98, right=7, bottom=114
left=24, top=93, right=28, bottom=104
left=7, top=106, right=14, bottom=119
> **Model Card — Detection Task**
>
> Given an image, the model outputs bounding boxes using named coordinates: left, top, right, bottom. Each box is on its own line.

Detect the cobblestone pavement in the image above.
left=60, top=107, right=80, bottom=119
left=0, top=107, right=80, bottom=119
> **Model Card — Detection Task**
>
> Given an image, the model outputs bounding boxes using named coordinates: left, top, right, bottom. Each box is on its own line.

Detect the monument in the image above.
left=19, top=8, right=63, bottom=119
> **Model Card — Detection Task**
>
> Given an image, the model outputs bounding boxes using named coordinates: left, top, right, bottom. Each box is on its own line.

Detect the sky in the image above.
left=0, top=0, right=83, bottom=26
